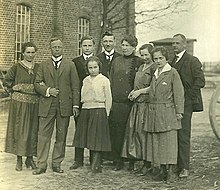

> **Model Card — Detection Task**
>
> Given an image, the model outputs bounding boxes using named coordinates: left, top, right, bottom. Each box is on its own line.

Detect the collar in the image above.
left=104, top=49, right=115, bottom=56
left=176, top=50, right=186, bottom=61
left=52, top=55, right=63, bottom=62
left=83, top=53, right=93, bottom=60
left=154, top=63, right=171, bottom=79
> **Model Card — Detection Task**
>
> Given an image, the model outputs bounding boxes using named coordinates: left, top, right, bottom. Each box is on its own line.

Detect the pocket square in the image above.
left=162, top=82, right=167, bottom=85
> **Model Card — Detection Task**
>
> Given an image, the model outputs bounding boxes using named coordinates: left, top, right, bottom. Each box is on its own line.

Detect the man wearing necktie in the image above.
left=170, top=33, right=205, bottom=178
left=69, top=36, right=95, bottom=170
left=97, top=32, right=121, bottom=78
left=33, top=38, right=80, bottom=175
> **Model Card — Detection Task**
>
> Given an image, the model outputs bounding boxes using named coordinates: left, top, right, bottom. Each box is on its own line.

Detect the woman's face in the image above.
left=153, top=51, right=167, bottom=69
left=87, top=61, right=100, bottom=77
left=23, top=47, right=36, bottom=62
left=121, top=40, right=135, bottom=56
left=139, top=48, right=152, bottom=64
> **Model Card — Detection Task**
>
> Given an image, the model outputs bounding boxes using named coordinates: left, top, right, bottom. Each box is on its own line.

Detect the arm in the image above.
left=172, top=69, right=184, bottom=115
left=191, top=57, right=205, bottom=89
left=128, top=87, right=150, bottom=101
left=3, top=64, right=17, bottom=93
left=104, top=79, right=112, bottom=116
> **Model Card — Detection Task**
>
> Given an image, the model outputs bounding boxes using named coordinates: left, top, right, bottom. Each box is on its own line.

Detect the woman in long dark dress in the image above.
left=3, top=42, right=39, bottom=171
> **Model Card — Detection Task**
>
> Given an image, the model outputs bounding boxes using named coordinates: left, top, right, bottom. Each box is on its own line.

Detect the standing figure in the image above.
left=121, top=44, right=157, bottom=175
left=146, top=46, right=184, bottom=182
left=70, top=36, right=95, bottom=170
left=73, top=56, right=112, bottom=173
left=3, top=42, right=39, bottom=171
left=110, top=34, right=144, bottom=171
left=171, top=34, right=205, bottom=178
left=97, top=31, right=121, bottom=78
left=33, top=38, right=80, bottom=175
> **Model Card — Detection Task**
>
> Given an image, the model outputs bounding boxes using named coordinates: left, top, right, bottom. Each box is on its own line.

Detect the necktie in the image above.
left=54, top=61, right=59, bottom=70
left=174, top=55, right=179, bottom=63
left=106, top=54, right=113, bottom=61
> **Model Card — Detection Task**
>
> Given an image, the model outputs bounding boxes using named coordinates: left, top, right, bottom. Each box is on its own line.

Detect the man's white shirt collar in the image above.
left=83, top=53, right=93, bottom=60
left=176, top=50, right=186, bottom=62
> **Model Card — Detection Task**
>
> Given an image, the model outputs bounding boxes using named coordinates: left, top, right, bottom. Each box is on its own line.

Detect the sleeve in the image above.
left=34, top=63, right=50, bottom=97
left=191, top=57, right=205, bottom=89
left=3, top=64, right=17, bottom=92
left=172, top=69, right=184, bottom=114
left=104, top=79, right=112, bottom=116
left=70, top=62, right=80, bottom=107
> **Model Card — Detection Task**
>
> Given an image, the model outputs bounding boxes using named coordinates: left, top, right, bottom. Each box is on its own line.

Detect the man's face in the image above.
left=172, top=35, right=186, bottom=54
left=102, top=35, right=115, bottom=52
left=50, top=40, right=63, bottom=57
left=81, top=40, right=94, bottom=55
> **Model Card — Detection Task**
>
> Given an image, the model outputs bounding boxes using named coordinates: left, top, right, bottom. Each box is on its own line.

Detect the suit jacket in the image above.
left=73, top=55, right=88, bottom=86
left=34, top=58, right=80, bottom=117
left=97, top=51, right=121, bottom=78
left=170, top=51, right=205, bottom=112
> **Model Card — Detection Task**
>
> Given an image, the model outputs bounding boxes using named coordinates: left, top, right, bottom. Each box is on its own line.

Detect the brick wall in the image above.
left=0, top=0, right=135, bottom=69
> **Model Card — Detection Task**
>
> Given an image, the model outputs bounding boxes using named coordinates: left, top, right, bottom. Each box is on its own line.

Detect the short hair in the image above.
left=80, top=36, right=95, bottom=45
left=139, top=43, right=154, bottom=54
left=102, top=31, right=114, bottom=39
left=121, top=34, right=138, bottom=48
left=85, top=56, right=102, bottom=74
left=50, top=37, right=62, bottom=45
left=151, top=46, right=169, bottom=61
left=173, top=33, right=187, bottom=43
left=21, top=42, right=37, bottom=53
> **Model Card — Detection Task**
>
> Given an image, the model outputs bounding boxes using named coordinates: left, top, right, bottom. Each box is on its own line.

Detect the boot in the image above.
left=167, top=164, right=178, bottom=183
left=25, top=156, right=37, bottom=170
left=136, top=161, right=152, bottom=176
left=91, top=151, right=102, bottom=173
left=152, top=165, right=167, bottom=181
left=16, top=156, right=22, bottom=171
left=128, top=160, right=135, bottom=171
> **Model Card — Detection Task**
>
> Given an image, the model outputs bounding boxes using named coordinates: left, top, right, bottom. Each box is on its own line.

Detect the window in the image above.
left=77, top=17, right=89, bottom=55
left=15, top=4, right=30, bottom=61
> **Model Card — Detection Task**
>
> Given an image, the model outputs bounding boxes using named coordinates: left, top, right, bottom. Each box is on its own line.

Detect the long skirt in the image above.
left=121, top=102, right=148, bottom=160
left=73, top=108, right=111, bottom=151
left=146, top=130, right=178, bottom=167
left=5, top=99, right=39, bottom=156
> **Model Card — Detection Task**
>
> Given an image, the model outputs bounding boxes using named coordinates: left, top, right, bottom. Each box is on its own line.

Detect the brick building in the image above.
left=0, top=0, right=135, bottom=71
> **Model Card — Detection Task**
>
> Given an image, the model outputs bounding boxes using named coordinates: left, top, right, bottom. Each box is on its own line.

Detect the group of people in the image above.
left=3, top=32, right=205, bottom=183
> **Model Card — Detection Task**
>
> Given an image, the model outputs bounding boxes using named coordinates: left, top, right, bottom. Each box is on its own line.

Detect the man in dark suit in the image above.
left=33, top=38, right=80, bottom=175
left=69, top=36, right=95, bottom=170
left=170, top=33, right=205, bottom=178
left=97, top=32, right=121, bottom=78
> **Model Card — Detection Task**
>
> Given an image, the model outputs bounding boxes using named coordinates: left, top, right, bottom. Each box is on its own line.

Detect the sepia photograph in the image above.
left=0, top=0, right=220, bottom=189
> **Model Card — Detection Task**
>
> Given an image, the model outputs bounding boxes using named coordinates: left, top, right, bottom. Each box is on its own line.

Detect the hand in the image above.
left=73, top=107, right=79, bottom=117
left=176, top=113, right=183, bottom=120
left=49, top=88, right=59, bottom=97
left=128, top=90, right=141, bottom=101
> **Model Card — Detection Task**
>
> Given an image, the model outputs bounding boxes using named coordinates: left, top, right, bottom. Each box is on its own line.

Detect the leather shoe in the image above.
left=32, top=168, right=46, bottom=175
left=69, top=162, right=83, bottom=170
left=179, top=169, right=189, bottom=178
left=52, top=166, right=64, bottom=173
left=113, top=162, right=124, bottom=171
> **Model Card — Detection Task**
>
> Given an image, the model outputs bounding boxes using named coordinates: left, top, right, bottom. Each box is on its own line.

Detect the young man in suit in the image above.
left=97, top=32, right=121, bottom=78
left=33, top=38, right=80, bottom=175
left=69, top=36, right=95, bottom=170
left=171, top=33, right=205, bottom=178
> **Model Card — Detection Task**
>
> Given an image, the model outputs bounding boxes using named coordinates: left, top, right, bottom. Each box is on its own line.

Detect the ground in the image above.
left=0, top=88, right=220, bottom=190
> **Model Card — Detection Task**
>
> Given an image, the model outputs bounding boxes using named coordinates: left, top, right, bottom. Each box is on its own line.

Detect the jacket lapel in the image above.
left=47, top=61, right=55, bottom=77
left=59, top=60, right=65, bottom=77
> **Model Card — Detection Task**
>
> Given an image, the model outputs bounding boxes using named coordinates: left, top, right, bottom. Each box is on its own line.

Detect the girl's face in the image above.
left=153, top=51, right=167, bottom=69
left=23, top=47, right=36, bottom=62
left=88, top=61, right=100, bottom=77
left=139, top=48, right=152, bottom=64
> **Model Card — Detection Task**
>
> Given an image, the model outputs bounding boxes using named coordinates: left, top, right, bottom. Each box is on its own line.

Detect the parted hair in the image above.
left=121, top=34, right=138, bottom=48
left=21, top=42, right=37, bottom=53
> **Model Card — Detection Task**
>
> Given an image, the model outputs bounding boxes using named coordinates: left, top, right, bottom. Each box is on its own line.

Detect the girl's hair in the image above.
left=139, top=43, right=154, bottom=54
left=85, top=56, right=102, bottom=74
left=151, top=46, right=169, bottom=61
left=21, top=42, right=37, bottom=53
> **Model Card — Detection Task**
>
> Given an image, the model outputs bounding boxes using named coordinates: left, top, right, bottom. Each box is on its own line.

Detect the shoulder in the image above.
left=73, top=56, right=82, bottom=63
